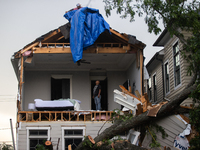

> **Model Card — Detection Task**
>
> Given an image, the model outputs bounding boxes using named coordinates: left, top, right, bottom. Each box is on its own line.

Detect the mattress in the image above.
left=34, top=99, right=81, bottom=111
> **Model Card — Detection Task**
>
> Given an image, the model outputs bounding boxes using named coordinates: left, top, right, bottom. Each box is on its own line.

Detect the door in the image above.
left=91, top=78, right=108, bottom=110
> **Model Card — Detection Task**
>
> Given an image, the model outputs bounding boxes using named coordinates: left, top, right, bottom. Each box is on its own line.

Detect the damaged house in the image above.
left=11, top=8, right=146, bottom=150
left=142, top=29, right=195, bottom=150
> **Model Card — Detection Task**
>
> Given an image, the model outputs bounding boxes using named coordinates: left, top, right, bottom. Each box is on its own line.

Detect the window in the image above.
left=51, top=75, right=72, bottom=100
left=164, top=62, right=170, bottom=94
left=153, top=74, right=157, bottom=102
left=147, top=78, right=152, bottom=100
left=62, top=127, right=85, bottom=150
left=173, top=42, right=181, bottom=86
left=27, top=127, right=50, bottom=150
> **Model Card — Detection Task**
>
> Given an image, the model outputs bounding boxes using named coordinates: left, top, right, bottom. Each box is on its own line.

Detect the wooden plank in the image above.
left=110, top=29, right=129, bottom=42
left=42, top=29, right=61, bottom=43
left=123, top=44, right=131, bottom=51
left=33, top=47, right=128, bottom=54
left=21, top=42, right=39, bottom=54
left=140, top=49, right=144, bottom=95
left=136, top=103, right=142, bottom=115
left=135, top=90, right=141, bottom=99
left=19, top=56, right=24, bottom=111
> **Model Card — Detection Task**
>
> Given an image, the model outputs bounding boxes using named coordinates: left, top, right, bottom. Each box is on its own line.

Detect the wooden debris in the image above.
left=147, top=101, right=168, bottom=117
left=135, top=90, right=141, bottom=99
left=68, top=144, right=72, bottom=150
left=119, top=85, right=139, bottom=100
left=88, top=135, right=95, bottom=144
left=45, top=140, right=52, bottom=146
left=45, top=140, right=53, bottom=150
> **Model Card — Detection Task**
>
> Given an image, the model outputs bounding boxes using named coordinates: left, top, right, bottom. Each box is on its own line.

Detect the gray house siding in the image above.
left=162, top=36, right=192, bottom=106
left=150, top=62, right=163, bottom=103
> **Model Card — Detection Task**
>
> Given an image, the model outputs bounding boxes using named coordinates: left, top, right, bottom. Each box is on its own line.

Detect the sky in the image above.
left=0, top=0, right=163, bottom=145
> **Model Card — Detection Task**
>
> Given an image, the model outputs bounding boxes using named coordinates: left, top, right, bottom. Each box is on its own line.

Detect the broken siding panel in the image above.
left=142, top=115, right=187, bottom=150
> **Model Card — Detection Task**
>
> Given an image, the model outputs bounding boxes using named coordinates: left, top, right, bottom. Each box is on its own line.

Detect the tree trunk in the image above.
left=75, top=75, right=196, bottom=150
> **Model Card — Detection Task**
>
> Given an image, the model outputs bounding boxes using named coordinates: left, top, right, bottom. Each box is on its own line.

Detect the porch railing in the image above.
left=18, top=111, right=114, bottom=122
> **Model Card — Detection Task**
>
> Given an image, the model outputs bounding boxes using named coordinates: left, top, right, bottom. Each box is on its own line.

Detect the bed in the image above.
left=34, top=99, right=81, bottom=111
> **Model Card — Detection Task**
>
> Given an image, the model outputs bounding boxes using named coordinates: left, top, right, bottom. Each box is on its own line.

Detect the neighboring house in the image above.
left=11, top=23, right=146, bottom=150
left=145, top=29, right=192, bottom=105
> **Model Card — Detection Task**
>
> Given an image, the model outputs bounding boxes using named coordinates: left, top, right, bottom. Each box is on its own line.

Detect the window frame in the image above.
left=26, top=127, right=50, bottom=150
left=62, top=126, right=85, bottom=150
left=173, top=41, right=181, bottom=88
left=164, top=60, right=170, bottom=95
left=147, top=77, right=152, bottom=101
left=152, top=73, right=157, bottom=103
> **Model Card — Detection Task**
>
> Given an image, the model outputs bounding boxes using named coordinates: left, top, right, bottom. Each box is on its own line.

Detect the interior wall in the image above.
left=23, top=71, right=91, bottom=110
left=23, top=66, right=137, bottom=111
left=107, top=71, right=126, bottom=110
left=126, top=60, right=141, bottom=95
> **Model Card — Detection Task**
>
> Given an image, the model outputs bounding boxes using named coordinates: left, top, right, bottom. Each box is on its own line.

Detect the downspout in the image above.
left=155, top=54, right=165, bottom=101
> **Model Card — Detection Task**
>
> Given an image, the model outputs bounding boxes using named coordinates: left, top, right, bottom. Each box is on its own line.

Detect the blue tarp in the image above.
left=64, top=7, right=110, bottom=63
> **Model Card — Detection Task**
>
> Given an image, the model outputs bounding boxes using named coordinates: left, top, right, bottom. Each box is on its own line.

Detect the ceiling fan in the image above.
left=77, top=59, right=91, bottom=66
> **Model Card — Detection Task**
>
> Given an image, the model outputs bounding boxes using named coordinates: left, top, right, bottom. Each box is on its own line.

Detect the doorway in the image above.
left=91, top=78, right=108, bottom=110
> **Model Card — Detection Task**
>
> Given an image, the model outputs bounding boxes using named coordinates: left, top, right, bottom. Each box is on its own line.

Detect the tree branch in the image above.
left=75, top=75, right=197, bottom=150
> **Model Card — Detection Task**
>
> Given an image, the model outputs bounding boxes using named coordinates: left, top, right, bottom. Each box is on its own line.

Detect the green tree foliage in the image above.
left=103, top=0, right=200, bottom=149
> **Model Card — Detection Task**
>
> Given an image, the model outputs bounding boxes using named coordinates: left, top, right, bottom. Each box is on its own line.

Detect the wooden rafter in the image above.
left=20, top=42, right=39, bottom=54
left=42, top=29, right=61, bottom=42
left=110, top=29, right=129, bottom=42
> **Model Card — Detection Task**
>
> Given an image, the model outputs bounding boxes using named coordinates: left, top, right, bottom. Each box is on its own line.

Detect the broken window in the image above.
left=173, top=42, right=181, bottom=86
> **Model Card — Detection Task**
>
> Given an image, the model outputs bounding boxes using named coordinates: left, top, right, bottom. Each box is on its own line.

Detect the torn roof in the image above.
left=14, top=23, right=146, bottom=57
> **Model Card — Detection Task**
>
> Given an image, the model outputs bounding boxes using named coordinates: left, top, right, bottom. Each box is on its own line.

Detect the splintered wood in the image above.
left=119, top=85, right=168, bottom=116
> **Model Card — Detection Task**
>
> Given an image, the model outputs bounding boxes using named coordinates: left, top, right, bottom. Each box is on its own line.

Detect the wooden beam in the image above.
left=56, top=36, right=64, bottom=41
left=33, top=47, right=128, bottom=54
left=19, top=56, right=24, bottom=111
left=42, top=29, right=61, bottom=42
left=140, top=49, right=144, bottom=95
left=110, top=29, right=129, bottom=42
left=21, top=42, right=39, bottom=54
left=123, top=44, right=131, bottom=51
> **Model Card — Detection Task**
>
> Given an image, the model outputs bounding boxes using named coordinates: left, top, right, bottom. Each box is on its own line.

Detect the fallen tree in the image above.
left=75, top=1, right=200, bottom=149
left=75, top=75, right=197, bottom=150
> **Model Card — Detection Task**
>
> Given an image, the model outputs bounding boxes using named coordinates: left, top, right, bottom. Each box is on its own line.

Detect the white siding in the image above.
left=126, top=60, right=141, bottom=95
left=17, top=121, right=112, bottom=150
left=142, top=115, right=187, bottom=150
